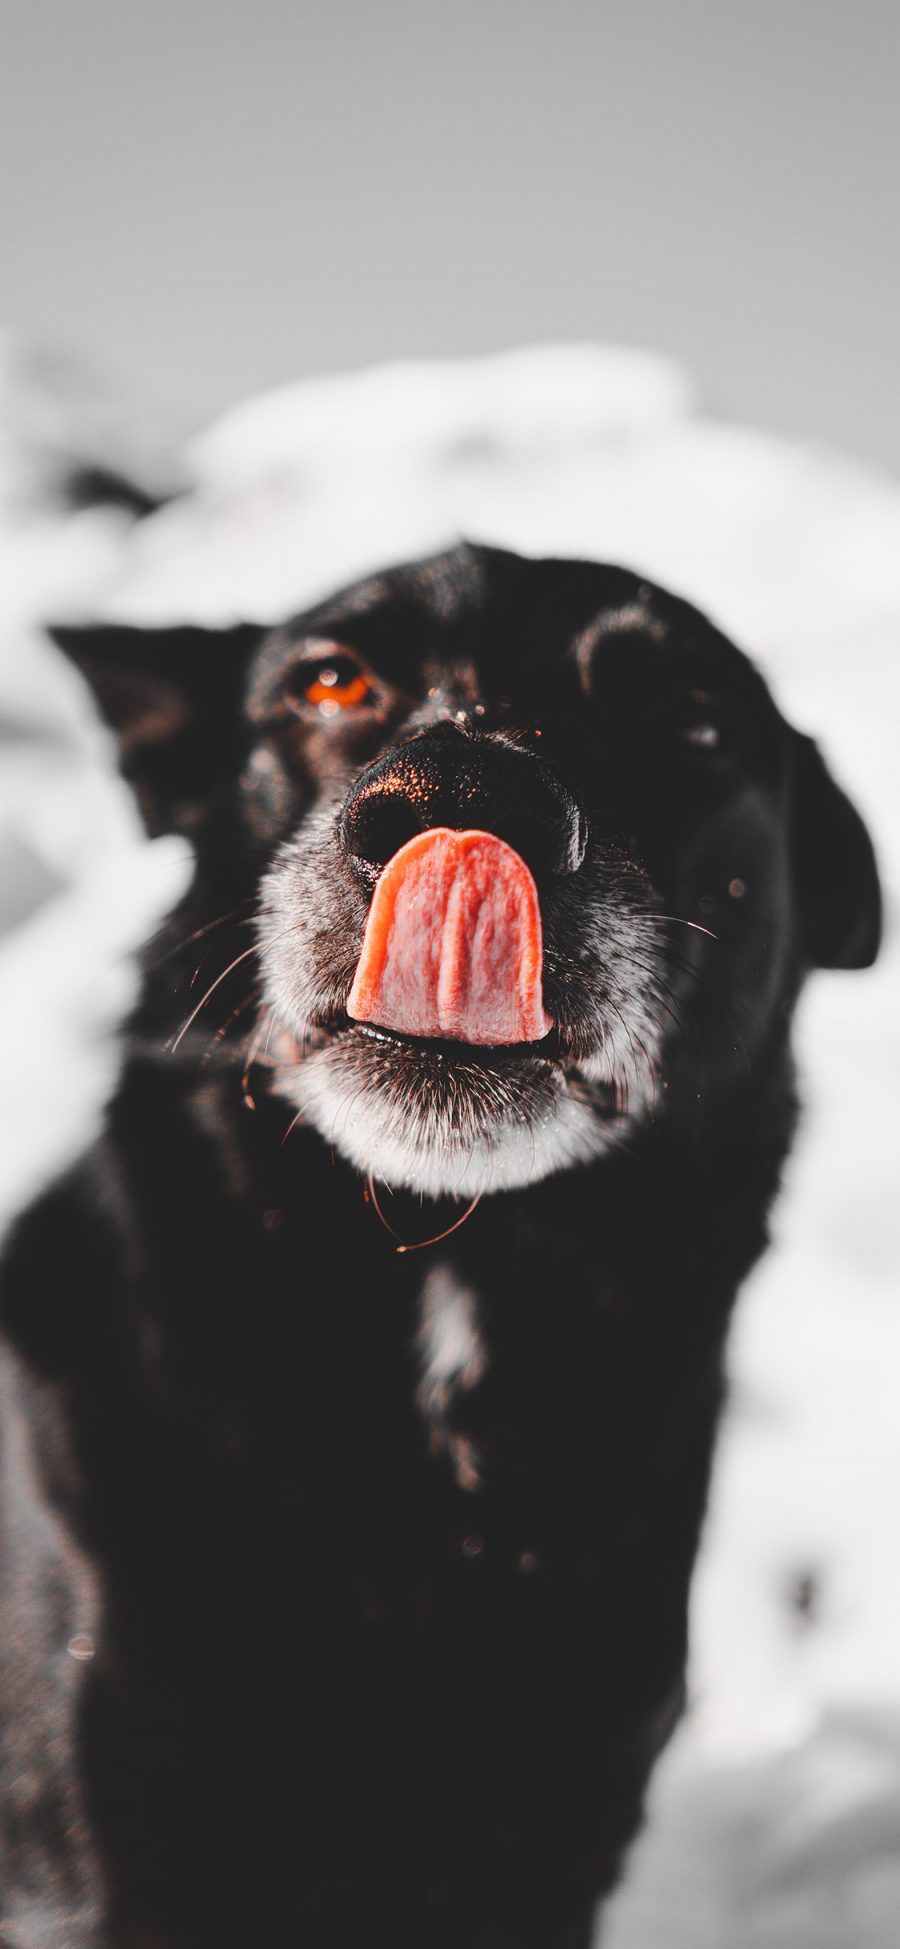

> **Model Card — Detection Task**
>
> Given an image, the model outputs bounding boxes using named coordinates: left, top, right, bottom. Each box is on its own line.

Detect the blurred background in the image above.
left=1, top=4, right=899, bottom=1946
left=2, top=0, right=899, bottom=471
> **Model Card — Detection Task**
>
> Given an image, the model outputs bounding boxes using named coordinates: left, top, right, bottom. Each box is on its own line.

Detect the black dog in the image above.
left=0, top=545, right=880, bottom=1948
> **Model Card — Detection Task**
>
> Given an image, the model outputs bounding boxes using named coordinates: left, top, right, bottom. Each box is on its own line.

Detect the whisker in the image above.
left=241, top=1010, right=274, bottom=1109
left=201, top=992, right=259, bottom=1065
left=148, top=904, right=255, bottom=972
left=624, top=967, right=688, bottom=1037
left=168, top=925, right=297, bottom=1056
left=647, top=912, right=719, bottom=942
left=644, top=943, right=706, bottom=987
left=168, top=944, right=260, bottom=1055
left=367, top=1173, right=483, bottom=1254
left=281, top=1106, right=306, bottom=1146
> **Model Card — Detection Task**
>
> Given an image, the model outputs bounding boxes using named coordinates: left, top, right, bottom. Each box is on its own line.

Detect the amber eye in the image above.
left=305, top=669, right=371, bottom=712
left=289, top=648, right=373, bottom=718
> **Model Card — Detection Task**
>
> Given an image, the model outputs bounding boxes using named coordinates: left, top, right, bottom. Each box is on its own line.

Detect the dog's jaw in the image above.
left=263, top=1022, right=636, bottom=1197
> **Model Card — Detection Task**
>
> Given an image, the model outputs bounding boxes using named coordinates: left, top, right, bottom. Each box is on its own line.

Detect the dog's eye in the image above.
left=675, top=691, right=726, bottom=752
left=304, top=668, right=371, bottom=714
left=681, top=721, right=721, bottom=750
left=287, top=648, right=373, bottom=719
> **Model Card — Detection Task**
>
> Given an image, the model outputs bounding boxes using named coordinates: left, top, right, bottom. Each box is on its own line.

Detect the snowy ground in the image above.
left=1, top=339, right=898, bottom=1943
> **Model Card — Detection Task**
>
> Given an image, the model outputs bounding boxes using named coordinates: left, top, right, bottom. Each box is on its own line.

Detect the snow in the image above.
left=0, top=338, right=897, bottom=1941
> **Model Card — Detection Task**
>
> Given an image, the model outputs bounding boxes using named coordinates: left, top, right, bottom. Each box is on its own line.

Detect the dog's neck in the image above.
left=108, top=1033, right=795, bottom=1350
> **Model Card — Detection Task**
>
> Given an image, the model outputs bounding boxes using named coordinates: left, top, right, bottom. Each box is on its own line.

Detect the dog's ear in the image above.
left=49, top=622, right=263, bottom=838
left=790, top=731, right=882, bottom=969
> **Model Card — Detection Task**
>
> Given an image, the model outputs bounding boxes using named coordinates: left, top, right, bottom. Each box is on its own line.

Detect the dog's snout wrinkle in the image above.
left=340, top=728, right=588, bottom=881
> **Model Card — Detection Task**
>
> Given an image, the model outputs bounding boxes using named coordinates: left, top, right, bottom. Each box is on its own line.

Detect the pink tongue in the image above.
left=347, top=827, right=552, bottom=1045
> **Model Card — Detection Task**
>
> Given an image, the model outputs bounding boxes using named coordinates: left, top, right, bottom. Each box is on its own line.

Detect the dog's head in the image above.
left=53, top=544, right=881, bottom=1198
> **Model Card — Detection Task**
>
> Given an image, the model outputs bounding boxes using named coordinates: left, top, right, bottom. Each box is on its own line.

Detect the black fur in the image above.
left=0, top=545, right=880, bottom=1947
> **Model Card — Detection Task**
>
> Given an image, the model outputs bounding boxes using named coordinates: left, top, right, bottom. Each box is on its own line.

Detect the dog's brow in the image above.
left=426, top=656, right=480, bottom=695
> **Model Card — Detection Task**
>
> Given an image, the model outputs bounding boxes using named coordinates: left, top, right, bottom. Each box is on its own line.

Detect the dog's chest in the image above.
left=414, top=1260, right=491, bottom=1493
left=78, top=1094, right=686, bottom=1662
left=324, top=1232, right=637, bottom=1624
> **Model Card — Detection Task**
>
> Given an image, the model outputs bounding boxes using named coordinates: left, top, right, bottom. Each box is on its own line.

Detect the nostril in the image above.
left=340, top=783, right=428, bottom=870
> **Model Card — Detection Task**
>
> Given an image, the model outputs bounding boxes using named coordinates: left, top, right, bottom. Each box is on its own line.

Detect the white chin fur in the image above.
left=270, top=1038, right=624, bottom=1197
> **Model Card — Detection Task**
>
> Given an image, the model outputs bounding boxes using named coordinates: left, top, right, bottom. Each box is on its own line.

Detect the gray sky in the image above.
left=3, top=0, right=899, bottom=472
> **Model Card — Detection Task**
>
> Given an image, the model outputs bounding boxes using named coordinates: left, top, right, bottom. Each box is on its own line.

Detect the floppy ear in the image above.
left=790, top=731, right=882, bottom=969
left=49, top=622, right=262, bottom=838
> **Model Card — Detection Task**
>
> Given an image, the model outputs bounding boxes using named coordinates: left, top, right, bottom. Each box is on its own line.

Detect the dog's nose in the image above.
left=339, top=726, right=588, bottom=879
